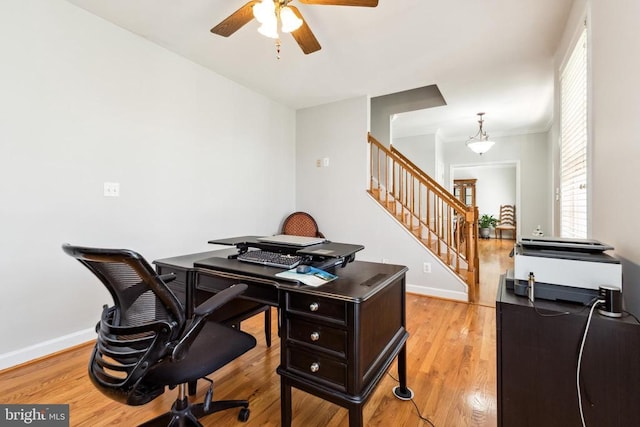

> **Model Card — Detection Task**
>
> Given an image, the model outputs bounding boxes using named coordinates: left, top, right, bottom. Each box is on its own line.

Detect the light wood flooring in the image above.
left=0, top=239, right=512, bottom=426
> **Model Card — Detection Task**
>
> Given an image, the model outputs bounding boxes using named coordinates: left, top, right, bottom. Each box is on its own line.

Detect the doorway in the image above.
left=452, top=161, right=519, bottom=306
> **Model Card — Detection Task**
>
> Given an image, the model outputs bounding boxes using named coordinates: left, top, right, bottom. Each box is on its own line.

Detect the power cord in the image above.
left=529, top=294, right=571, bottom=317
left=530, top=295, right=605, bottom=318
left=387, top=372, right=436, bottom=427
left=623, top=310, right=640, bottom=324
left=576, top=298, right=604, bottom=427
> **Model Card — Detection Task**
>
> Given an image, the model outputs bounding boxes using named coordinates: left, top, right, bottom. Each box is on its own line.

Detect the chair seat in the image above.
left=495, top=204, right=516, bottom=239
left=145, top=321, right=256, bottom=386
left=496, top=224, right=515, bottom=230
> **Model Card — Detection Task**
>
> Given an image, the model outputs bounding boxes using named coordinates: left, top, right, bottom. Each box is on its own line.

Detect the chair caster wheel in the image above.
left=238, top=407, right=250, bottom=422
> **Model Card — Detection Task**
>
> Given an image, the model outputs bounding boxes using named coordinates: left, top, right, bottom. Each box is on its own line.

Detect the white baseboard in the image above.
left=407, top=283, right=468, bottom=302
left=0, top=329, right=96, bottom=371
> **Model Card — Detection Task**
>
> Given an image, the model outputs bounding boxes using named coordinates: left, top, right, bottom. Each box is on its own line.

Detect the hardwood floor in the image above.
left=477, top=237, right=515, bottom=308
left=0, top=241, right=510, bottom=426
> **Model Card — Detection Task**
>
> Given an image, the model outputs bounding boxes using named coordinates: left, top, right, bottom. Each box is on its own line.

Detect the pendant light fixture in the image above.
left=466, top=112, right=495, bottom=155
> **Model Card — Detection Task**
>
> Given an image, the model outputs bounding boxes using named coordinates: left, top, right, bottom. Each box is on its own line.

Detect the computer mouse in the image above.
left=296, top=264, right=311, bottom=274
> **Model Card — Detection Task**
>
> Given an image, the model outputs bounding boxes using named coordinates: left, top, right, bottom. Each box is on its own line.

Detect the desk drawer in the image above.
left=288, top=318, right=346, bottom=356
left=197, top=273, right=277, bottom=305
left=287, top=294, right=346, bottom=323
left=286, top=348, right=347, bottom=391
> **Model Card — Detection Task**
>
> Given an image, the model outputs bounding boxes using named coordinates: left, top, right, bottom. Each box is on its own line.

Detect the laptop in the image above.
left=256, top=234, right=326, bottom=247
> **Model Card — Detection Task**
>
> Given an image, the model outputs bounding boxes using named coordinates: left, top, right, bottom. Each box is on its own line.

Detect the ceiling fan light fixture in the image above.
left=258, top=19, right=279, bottom=39
left=253, top=0, right=275, bottom=24
left=280, top=6, right=303, bottom=33
left=466, top=112, right=495, bottom=155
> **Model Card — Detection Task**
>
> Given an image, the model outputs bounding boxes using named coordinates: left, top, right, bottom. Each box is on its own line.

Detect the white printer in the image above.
left=511, top=237, right=622, bottom=304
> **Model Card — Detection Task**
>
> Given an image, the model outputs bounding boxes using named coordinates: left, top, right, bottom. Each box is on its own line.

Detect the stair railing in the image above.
left=367, top=133, right=479, bottom=301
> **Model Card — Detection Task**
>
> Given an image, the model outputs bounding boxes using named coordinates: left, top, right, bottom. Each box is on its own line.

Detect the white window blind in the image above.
left=560, top=26, right=588, bottom=239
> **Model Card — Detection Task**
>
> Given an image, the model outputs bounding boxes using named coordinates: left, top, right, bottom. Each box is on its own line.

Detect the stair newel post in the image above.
left=465, top=206, right=479, bottom=302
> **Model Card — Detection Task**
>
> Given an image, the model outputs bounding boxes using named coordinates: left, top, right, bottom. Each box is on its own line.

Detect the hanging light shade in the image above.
left=466, top=112, right=495, bottom=155
left=280, top=6, right=303, bottom=33
left=253, top=0, right=275, bottom=24
left=258, top=19, right=279, bottom=38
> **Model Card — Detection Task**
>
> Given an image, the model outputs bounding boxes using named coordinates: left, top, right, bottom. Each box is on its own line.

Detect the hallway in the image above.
left=477, top=238, right=515, bottom=307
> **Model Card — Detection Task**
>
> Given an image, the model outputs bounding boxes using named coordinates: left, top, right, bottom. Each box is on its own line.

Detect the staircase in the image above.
left=367, top=133, right=480, bottom=302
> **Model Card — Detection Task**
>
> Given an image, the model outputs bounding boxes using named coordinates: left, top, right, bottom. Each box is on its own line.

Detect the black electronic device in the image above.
left=598, top=285, right=623, bottom=318
left=296, top=264, right=311, bottom=274
left=237, top=250, right=303, bottom=269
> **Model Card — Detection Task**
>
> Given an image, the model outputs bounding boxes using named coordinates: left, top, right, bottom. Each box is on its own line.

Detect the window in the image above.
left=560, top=25, right=588, bottom=239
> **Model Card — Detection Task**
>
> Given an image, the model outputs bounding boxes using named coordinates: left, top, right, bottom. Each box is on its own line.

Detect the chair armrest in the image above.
left=158, top=273, right=176, bottom=284
left=194, top=283, right=248, bottom=317
left=171, top=283, right=248, bottom=361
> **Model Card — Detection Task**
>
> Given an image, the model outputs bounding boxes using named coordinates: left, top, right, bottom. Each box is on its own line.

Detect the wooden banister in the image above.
left=367, top=133, right=479, bottom=302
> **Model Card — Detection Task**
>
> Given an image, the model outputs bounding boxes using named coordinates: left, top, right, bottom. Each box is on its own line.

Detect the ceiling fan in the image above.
left=210, top=0, right=379, bottom=56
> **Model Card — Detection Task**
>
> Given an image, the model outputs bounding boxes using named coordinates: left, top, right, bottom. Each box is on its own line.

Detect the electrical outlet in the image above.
left=423, top=262, right=431, bottom=273
left=104, top=182, right=120, bottom=197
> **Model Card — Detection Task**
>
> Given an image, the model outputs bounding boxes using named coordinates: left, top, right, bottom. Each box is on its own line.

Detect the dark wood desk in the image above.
left=496, top=275, right=640, bottom=427
left=155, top=249, right=410, bottom=427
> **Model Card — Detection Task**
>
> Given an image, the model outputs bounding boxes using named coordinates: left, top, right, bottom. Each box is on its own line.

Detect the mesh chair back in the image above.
left=62, top=244, right=185, bottom=405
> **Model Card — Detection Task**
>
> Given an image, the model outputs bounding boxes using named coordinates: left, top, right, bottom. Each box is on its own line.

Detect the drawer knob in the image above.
left=310, top=332, right=320, bottom=341
left=309, top=302, right=319, bottom=312
left=310, top=362, right=320, bottom=373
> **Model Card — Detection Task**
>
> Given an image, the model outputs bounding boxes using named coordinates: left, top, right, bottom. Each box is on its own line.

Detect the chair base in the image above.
left=139, top=385, right=249, bottom=427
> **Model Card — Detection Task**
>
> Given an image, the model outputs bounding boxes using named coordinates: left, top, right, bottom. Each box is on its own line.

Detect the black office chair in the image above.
left=62, top=244, right=256, bottom=426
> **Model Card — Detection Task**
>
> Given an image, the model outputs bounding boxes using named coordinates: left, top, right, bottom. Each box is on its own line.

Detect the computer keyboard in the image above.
left=237, top=250, right=303, bottom=269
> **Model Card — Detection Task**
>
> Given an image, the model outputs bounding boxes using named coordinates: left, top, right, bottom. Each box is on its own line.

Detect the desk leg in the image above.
left=396, top=344, right=410, bottom=396
left=281, top=377, right=292, bottom=427
left=348, top=405, right=364, bottom=427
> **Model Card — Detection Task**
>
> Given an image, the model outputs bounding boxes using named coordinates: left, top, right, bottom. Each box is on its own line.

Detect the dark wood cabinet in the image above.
left=496, top=275, right=640, bottom=427
left=454, top=178, right=476, bottom=207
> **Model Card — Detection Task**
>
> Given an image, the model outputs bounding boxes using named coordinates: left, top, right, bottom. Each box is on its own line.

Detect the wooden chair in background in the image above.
left=281, top=211, right=325, bottom=238
left=495, top=204, right=516, bottom=239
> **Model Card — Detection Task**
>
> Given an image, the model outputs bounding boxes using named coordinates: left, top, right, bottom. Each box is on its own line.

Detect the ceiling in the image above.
left=65, top=0, right=574, bottom=141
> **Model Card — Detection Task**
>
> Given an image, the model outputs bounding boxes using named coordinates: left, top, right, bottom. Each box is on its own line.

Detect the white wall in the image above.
left=0, top=0, right=295, bottom=368
left=444, top=132, right=550, bottom=239
left=586, top=0, right=640, bottom=314
left=393, top=134, right=437, bottom=177
left=296, top=97, right=468, bottom=302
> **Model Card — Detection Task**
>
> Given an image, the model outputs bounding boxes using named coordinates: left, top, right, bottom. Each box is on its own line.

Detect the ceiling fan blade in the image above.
left=288, top=6, right=321, bottom=54
left=298, top=0, right=378, bottom=6
left=211, top=1, right=258, bottom=37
